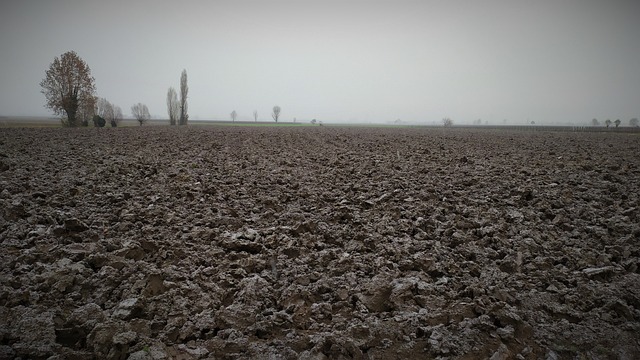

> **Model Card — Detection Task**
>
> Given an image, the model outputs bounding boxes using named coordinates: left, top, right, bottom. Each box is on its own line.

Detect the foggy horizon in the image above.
left=1, top=0, right=639, bottom=125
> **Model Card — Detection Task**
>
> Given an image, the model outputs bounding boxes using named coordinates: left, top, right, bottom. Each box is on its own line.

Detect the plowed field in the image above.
left=1, top=126, right=639, bottom=359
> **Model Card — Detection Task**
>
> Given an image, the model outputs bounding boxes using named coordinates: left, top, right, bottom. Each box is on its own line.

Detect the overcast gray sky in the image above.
left=1, top=0, right=638, bottom=124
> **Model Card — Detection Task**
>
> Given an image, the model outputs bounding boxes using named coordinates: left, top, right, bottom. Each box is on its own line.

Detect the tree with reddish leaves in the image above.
left=40, top=51, right=96, bottom=127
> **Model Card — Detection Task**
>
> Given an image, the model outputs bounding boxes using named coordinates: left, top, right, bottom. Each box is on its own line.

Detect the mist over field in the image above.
left=1, top=0, right=639, bottom=125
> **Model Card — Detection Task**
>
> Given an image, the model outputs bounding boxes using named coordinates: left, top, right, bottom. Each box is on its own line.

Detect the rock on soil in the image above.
left=0, top=126, right=639, bottom=359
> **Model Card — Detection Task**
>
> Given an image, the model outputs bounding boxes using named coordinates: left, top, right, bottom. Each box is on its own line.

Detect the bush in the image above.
left=93, top=115, right=106, bottom=128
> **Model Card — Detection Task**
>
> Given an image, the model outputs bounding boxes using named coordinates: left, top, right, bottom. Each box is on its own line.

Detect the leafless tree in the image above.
left=103, top=102, right=115, bottom=127
left=272, top=105, right=281, bottom=123
left=614, top=119, right=621, bottom=128
left=111, top=106, right=123, bottom=127
left=40, top=51, right=96, bottom=127
left=167, top=87, right=179, bottom=125
left=443, top=117, right=453, bottom=127
left=95, top=97, right=107, bottom=117
left=179, top=69, right=189, bottom=125
left=95, top=97, right=122, bottom=127
left=592, top=118, right=599, bottom=126
left=96, top=98, right=111, bottom=120
left=253, top=110, right=258, bottom=122
left=230, top=110, right=237, bottom=122
left=131, top=103, right=150, bottom=126
left=605, top=119, right=612, bottom=128
left=78, top=95, right=96, bottom=126
left=630, top=118, right=639, bottom=127
left=94, top=98, right=114, bottom=127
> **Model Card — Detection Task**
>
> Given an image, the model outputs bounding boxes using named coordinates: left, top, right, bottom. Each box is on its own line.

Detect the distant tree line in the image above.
left=40, top=50, right=185, bottom=128
left=221, top=106, right=283, bottom=123
left=592, top=118, right=637, bottom=128
left=41, top=51, right=293, bottom=127
left=40, top=51, right=157, bottom=127
left=50, top=51, right=637, bottom=130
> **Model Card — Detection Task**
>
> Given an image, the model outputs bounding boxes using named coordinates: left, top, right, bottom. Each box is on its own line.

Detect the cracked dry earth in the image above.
left=0, top=126, right=639, bottom=360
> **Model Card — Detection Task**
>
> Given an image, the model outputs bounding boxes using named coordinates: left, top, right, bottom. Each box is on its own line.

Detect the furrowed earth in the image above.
left=0, top=126, right=638, bottom=359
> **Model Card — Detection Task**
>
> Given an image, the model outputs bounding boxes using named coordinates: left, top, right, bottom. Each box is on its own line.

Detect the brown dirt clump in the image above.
left=0, top=126, right=639, bottom=359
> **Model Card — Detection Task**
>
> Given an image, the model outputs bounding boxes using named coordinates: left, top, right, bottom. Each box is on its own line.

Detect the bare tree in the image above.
left=179, top=69, right=189, bottom=125
left=167, top=87, right=179, bottom=125
left=95, top=98, right=113, bottom=127
left=40, top=51, right=96, bottom=127
left=443, top=117, right=453, bottom=127
left=78, top=95, right=96, bottom=127
left=94, top=97, right=122, bottom=128
left=614, top=119, right=621, bottom=128
left=103, top=102, right=115, bottom=127
left=272, top=105, right=281, bottom=122
left=95, top=98, right=108, bottom=117
left=253, top=110, right=258, bottom=122
left=630, top=118, right=639, bottom=127
left=111, top=106, right=123, bottom=127
left=131, top=103, right=150, bottom=126
left=605, top=119, right=612, bottom=128
left=95, top=97, right=106, bottom=117
left=230, top=110, right=237, bottom=122
left=592, top=118, right=599, bottom=126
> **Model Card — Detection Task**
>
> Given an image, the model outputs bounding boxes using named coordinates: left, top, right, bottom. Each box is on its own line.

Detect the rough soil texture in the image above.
left=0, top=126, right=639, bottom=360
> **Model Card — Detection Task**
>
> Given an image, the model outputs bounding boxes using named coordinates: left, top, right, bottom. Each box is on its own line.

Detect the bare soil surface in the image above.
left=0, top=126, right=639, bottom=359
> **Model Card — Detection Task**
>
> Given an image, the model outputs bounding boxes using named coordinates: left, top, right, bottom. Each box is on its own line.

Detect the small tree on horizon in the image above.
left=230, top=110, right=237, bottom=122
left=630, top=118, right=639, bottom=127
left=443, top=117, right=453, bottom=127
left=614, top=119, right=621, bottom=128
left=592, top=118, right=599, bottom=126
left=167, top=87, right=179, bottom=125
left=179, top=69, right=189, bottom=125
left=253, top=110, right=258, bottom=122
left=131, top=103, right=150, bottom=126
left=605, top=119, right=612, bottom=128
left=111, top=105, right=122, bottom=127
left=272, top=105, right=281, bottom=122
